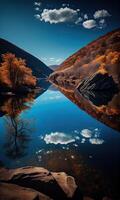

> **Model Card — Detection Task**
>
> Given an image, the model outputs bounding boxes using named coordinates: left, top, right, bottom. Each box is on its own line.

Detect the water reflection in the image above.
left=35, top=148, right=110, bottom=198
left=58, top=87, right=120, bottom=132
left=43, top=128, right=104, bottom=146
left=0, top=80, right=52, bottom=160
left=0, top=84, right=119, bottom=198
left=0, top=93, right=35, bottom=160
left=0, top=93, right=35, bottom=117
left=4, top=117, right=32, bottom=159
left=78, top=89, right=117, bottom=107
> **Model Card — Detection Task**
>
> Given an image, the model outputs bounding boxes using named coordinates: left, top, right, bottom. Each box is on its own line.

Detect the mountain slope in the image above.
left=50, top=28, right=120, bottom=90
left=0, top=38, right=53, bottom=79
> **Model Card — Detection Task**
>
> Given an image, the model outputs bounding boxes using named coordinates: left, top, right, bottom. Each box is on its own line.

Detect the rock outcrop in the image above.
left=77, top=73, right=118, bottom=92
left=76, top=72, right=118, bottom=106
left=0, top=166, right=78, bottom=200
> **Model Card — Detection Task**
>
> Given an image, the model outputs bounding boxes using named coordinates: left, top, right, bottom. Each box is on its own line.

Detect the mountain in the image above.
left=49, top=65, right=59, bottom=70
left=0, top=38, right=53, bottom=79
left=59, top=87, right=120, bottom=132
left=49, top=29, right=120, bottom=91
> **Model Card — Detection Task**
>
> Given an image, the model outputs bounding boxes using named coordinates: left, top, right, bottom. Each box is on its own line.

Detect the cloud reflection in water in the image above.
left=42, top=128, right=104, bottom=146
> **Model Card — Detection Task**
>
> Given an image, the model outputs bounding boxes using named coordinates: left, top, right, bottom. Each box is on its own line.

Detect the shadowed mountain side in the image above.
left=78, top=90, right=117, bottom=107
left=0, top=38, right=53, bottom=81
left=77, top=73, right=118, bottom=106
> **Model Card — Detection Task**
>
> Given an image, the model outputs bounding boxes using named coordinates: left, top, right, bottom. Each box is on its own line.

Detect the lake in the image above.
left=0, top=83, right=120, bottom=199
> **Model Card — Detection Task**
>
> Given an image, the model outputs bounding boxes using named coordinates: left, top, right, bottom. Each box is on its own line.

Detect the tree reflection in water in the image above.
left=1, top=92, right=35, bottom=160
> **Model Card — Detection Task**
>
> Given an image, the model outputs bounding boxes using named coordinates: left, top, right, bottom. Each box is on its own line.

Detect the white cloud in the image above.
left=40, top=91, right=63, bottom=102
left=74, top=130, right=79, bottom=134
left=41, top=57, right=62, bottom=64
left=83, top=19, right=97, bottom=29
left=99, top=18, right=105, bottom=24
left=49, top=57, right=55, bottom=61
left=89, top=138, right=104, bottom=145
left=62, top=3, right=70, bottom=7
left=75, top=17, right=83, bottom=24
left=34, top=5, right=111, bottom=30
left=80, top=128, right=104, bottom=144
left=80, top=129, right=92, bottom=138
left=99, top=18, right=106, bottom=29
left=34, top=14, right=41, bottom=19
left=49, top=94, right=62, bottom=100
left=94, top=9, right=111, bottom=19
left=84, top=14, right=88, bottom=19
left=81, top=138, right=86, bottom=143
left=40, top=7, right=79, bottom=24
left=35, top=7, right=40, bottom=11
left=44, top=132, right=75, bottom=145
left=56, top=58, right=62, bottom=63
left=95, top=128, right=99, bottom=131
left=34, top=2, right=41, bottom=6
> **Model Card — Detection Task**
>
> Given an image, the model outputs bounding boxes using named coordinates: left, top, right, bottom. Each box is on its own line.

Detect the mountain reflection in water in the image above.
left=59, top=87, right=120, bottom=132
left=0, top=82, right=120, bottom=199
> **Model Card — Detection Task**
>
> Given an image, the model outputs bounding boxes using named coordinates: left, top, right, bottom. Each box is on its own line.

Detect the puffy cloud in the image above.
left=41, top=57, right=62, bottom=64
left=89, top=138, right=104, bottom=145
left=49, top=57, right=55, bottom=61
left=81, top=138, right=86, bottom=143
left=35, top=7, right=40, bottom=11
left=40, top=7, right=79, bottom=24
left=62, top=3, right=70, bottom=7
left=83, top=19, right=97, bottom=29
left=34, top=2, right=41, bottom=6
left=56, top=58, right=62, bottom=63
left=94, top=9, right=111, bottom=19
left=84, top=14, right=88, bottom=19
left=34, top=14, right=41, bottom=19
left=40, top=91, right=63, bottom=102
left=80, top=128, right=104, bottom=144
left=80, top=129, right=92, bottom=138
left=99, top=18, right=106, bottom=29
left=44, top=132, right=75, bottom=145
left=75, top=17, right=83, bottom=24
left=34, top=5, right=111, bottom=30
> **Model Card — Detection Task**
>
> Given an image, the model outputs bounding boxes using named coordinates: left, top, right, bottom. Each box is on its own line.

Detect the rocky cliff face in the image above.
left=77, top=73, right=118, bottom=92
left=49, top=29, right=120, bottom=91
left=76, top=72, right=118, bottom=106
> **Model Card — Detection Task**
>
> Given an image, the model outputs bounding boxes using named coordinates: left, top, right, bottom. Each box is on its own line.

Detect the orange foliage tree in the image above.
left=0, top=53, right=36, bottom=91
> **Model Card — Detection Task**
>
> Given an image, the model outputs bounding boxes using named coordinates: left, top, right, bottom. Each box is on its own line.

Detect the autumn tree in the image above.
left=0, top=53, right=36, bottom=92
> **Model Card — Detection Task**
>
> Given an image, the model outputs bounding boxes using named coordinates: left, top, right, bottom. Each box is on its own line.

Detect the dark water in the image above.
left=0, top=84, right=120, bottom=199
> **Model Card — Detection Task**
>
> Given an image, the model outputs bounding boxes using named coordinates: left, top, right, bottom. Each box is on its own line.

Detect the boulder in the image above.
left=0, top=182, right=51, bottom=200
left=0, top=166, right=77, bottom=200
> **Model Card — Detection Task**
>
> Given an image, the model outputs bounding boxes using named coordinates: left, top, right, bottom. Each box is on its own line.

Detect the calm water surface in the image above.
left=0, top=86, right=120, bottom=198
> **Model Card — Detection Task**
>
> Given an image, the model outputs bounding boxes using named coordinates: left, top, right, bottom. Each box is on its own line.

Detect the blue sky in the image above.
left=0, top=0, right=119, bottom=66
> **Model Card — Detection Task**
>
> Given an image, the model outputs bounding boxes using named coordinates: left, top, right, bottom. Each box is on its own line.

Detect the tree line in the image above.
left=0, top=53, right=37, bottom=93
